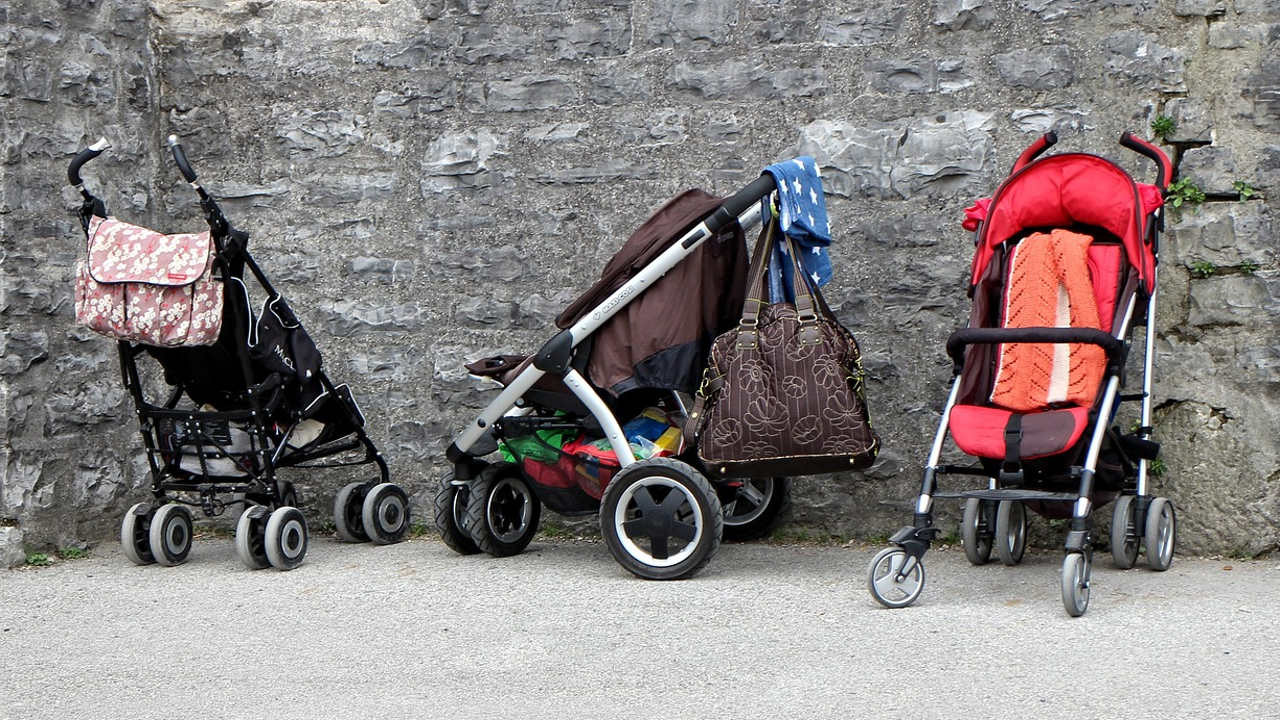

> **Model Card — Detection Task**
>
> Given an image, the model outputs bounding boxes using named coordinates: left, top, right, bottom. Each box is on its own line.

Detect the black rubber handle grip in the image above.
left=947, top=326, right=1125, bottom=367
left=1119, top=131, right=1171, bottom=190
left=168, top=134, right=198, bottom=183
left=705, top=173, right=778, bottom=235
left=1011, top=131, right=1057, bottom=174
left=67, top=138, right=110, bottom=186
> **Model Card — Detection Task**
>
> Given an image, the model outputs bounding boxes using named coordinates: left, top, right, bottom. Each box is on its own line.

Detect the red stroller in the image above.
left=866, top=131, right=1174, bottom=616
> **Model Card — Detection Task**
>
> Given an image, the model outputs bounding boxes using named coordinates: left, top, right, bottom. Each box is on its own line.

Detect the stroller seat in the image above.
left=949, top=235, right=1127, bottom=462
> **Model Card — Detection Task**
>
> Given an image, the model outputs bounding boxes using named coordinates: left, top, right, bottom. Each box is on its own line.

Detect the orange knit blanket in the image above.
left=990, top=229, right=1105, bottom=412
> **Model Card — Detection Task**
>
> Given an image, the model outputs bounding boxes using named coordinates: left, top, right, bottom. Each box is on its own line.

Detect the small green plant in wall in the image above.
left=1190, top=260, right=1217, bottom=278
left=1149, top=458, right=1167, bottom=477
left=1150, top=115, right=1176, bottom=140
left=1167, top=178, right=1206, bottom=215
left=1239, top=259, right=1260, bottom=274
left=1232, top=180, right=1256, bottom=201
left=24, top=552, right=51, bottom=566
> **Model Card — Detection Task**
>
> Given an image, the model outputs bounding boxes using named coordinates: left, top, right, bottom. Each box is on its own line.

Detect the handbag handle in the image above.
left=736, top=208, right=823, bottom=348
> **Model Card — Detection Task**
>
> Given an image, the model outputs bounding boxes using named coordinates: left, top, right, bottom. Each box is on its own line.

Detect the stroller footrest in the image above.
left=935, top=488, right=1078, bottom=502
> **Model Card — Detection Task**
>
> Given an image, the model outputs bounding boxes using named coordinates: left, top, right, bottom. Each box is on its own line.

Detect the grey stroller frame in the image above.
left=442, top=175, right=778, bottom=579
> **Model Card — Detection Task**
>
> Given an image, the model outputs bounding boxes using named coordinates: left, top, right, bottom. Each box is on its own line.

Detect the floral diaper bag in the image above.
left=74, top=216, right=224, bottom=347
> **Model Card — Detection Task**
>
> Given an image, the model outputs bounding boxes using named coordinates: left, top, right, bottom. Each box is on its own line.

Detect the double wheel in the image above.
left=120, top=502, right=194, bottom=567
left=333, top=481, right=412, bottom=545
left=235, top=504, right=309, bottom=570
left=961, top=498, right=1027, bottom=566
left=433, top=463, right=542, bottom=558
left=1109, top=495, right=1176, bottom=571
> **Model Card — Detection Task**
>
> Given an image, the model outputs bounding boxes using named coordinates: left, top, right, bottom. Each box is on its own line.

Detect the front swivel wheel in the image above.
left=1061, top=551, right=1091, bottom=617
left=867, top=547, right=926, bottom=608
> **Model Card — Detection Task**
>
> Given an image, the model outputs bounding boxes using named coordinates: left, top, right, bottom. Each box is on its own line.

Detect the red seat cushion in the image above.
left=949, top=405, right=1091, bottom=460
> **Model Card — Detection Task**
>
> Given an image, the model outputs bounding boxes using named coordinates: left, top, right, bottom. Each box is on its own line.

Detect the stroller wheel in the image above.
left=994, top=501, right=1028, bottom=566
left=264, top=506, right=309, bottom=571
left=333, top=482, right=369, bottom=543
left=362, top=483, right=411, bottom=546
left=1061, top=551, right=1091, bottom=617
left=1110, top=495, right=1140, bottom=569
left=961, top=498, right=993, bottom=566
left=433, top=473, right=480, bottom=555
left=235, top=505, right=271, bottom=570
left=1143, top=497, right=1176, bottom=571
left=599, top=458, right=722, bottom=580
left=120, top=502, right=156, bottom=566
left=149, top=503, right=194, bottom=567
left=465, top=465, right=541, bottom=557
left=867, top=547, right=926, bottom=608
left=722, top=477, right=791, bottom=542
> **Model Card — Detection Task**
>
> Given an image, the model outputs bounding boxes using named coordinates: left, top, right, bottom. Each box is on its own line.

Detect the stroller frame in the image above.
left=443, top=175, right=778, bottom=579
left=68, top=136, right=403, bottom=570
left=867, top=131, right=1175, bottom=616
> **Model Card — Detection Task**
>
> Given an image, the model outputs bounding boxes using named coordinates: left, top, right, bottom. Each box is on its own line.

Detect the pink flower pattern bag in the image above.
left=74, top=216, right=224, bottom=347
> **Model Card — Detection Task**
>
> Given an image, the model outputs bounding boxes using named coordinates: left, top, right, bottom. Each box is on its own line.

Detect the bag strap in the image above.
left=736, top=205, right=780, bottom=350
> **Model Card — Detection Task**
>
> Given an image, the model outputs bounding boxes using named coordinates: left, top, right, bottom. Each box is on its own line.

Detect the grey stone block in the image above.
left=645, top=0, right=740, bottom=49
left=800, top=112, right=994, bottom=200
left=483, top=75, right=576, bottom=112
left=818, top=2, right=908, bottom=46
left=319, top=301, right=427, bottom=336
left=1102, top=30, right=1187, bottom=92
left=1208, top=22, right=1264, bottom=50
left=1172, top=0, right=1225, bottom=16
left=544, top=13, right=631, bottom=59
left=277, top=110, right=366, bottom=157
left=1162, top=98, right=1213, bottom=143
left=1187, top=274, right=1273, bottom=328
left=1170, top=202, right=1275, bottom=269
left=346, top=257, right=415, bottom=284
left=0, top=527, right=25, bottom=568
left=667, top=61, right=826, bottom=100
left=1009, top=107, right=1092, bottom=135
left=0, top=331, right=49, bottom=375
left=933, top=0, right=993, bottom=30
left=993, top=45, right=1075, bottom=89
left=421, top=128, right=503, bottom=193
left=1180, top=146, right=1239, bottom=196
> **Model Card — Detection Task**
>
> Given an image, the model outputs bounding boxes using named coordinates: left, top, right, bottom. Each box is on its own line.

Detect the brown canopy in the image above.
left=557, top=189, right=749, bottom=397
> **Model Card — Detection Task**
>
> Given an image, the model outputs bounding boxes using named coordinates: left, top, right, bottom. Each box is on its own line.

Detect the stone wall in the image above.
left=2, top=0, right=1276, bottom=564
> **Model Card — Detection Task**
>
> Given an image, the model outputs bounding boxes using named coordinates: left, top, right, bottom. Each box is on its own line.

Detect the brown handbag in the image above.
left=690, top=213, right=879, bottom=477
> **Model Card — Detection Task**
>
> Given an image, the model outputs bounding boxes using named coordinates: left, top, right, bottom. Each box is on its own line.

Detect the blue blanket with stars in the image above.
left=760, top=156, right=833, bottom=302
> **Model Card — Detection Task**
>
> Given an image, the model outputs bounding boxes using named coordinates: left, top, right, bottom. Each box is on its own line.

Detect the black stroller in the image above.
left=67, top=136, right=409, bottom=570
left=438, top=176, right=800, bottom=580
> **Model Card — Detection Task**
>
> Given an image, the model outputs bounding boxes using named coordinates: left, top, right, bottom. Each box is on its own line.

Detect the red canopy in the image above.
left=970, top=154, right=1161, bottom=292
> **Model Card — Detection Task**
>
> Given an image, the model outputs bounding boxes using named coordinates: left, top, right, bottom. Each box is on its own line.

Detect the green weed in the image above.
left=1150, top=115, right=1176, bottom=140
left=1233, top=180, right=1256, bottom=201
left=1168, top=178, right=1206, bottom=213
left=1190, top=260, right=1217, bottom=278
left=24, top=552, right=51, bottom=566
left=56, top=547, right=88, bottom=560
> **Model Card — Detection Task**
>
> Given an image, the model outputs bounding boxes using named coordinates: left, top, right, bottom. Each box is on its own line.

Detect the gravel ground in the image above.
left=2, top=535, right=1278, bottom=720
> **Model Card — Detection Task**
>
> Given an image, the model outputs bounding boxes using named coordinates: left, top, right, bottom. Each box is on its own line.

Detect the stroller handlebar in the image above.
left=705, top=174, right=778, bottom=234
left=67, top=137, right=110, bottom=188
left=1118, top=131, right=1171, bottom=190
left=947, top=326, right=1125, bottom=373
left=1011, top=132, right=1057, bottom=174
left=167, top=135, right=199, bottom=183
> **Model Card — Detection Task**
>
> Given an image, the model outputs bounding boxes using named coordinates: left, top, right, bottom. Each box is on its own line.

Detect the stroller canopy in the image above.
left=972, top=154, right=1163, bottom=293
